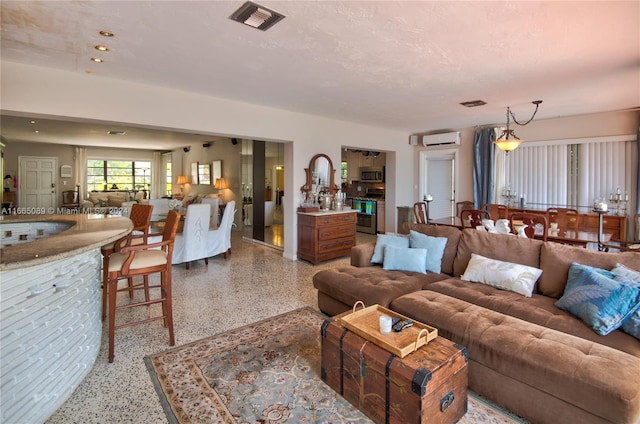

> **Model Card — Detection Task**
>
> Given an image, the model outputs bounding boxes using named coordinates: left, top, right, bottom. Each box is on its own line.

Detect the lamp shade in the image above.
left=214, top=178, right=229, bottom=190
left=495, top=139, right=522, bottom=152
left=176, top=175, right=189, bottom=185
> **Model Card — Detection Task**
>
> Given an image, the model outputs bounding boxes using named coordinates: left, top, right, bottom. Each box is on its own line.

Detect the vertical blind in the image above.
left=505, top=138, right=633, bottom=211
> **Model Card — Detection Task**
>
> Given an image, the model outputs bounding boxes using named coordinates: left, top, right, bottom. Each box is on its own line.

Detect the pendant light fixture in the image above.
left=495, top=100, right=543, bottom=152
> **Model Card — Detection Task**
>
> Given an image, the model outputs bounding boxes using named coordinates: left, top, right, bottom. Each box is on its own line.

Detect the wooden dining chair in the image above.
left=106, top=209, right=181, bottom=362
left=510, top=212, right=548, bottom=241
left=547, top=207, right=579, bottom=232
left=101, top=203, right=153, bottom=320
left=481, top=203, right=508, bottom=220
left=460, top=209, right=491, bottom=229
left=413, top=201, right=429, bottom=224
left=456, top=201, right=474, bottom=217
left=62, top=190, right=80, bottom=209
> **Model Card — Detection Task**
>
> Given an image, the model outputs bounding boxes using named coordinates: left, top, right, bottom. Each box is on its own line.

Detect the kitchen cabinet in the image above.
left=297, top=210, right=356, bottom=263
left=377, top=200, right=385, bottom=233
left=344, top=151, right=386, bottom=181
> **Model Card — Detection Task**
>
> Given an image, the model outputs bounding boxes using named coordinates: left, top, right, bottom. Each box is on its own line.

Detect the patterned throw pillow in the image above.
left=382, top=245, right=428, bottom=274
left=409, top=230, right=447, bottom=274
left=370, top=234, right=409, bottom=264
left=555, top=263, right=640, bottom=336
left=611, top=263, right=640, bottom=339
left=461, top=253, right=542, bottom=297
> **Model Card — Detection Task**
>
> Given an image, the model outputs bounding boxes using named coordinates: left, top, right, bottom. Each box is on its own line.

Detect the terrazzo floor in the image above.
left=45, top=229, right=374, bottom=423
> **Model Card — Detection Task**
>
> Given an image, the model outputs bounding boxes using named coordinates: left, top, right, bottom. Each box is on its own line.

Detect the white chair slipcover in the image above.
left=149, top=198, right=171, bottom=222
left=172, top=203, right=211, bottom=267
left=264, top=201, right=275, bottom=227
left=207, top=200, right=235, bottom=259
left=201, top=197, right=220, bottom=229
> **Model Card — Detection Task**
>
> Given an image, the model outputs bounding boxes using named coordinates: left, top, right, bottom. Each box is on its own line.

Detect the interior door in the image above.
left=20, top=156, right=57, bottom=210
left=423, top=152, right=456, bottom=220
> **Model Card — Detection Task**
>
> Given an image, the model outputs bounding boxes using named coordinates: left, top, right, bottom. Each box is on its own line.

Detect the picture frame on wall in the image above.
left=212, top=160, right=222, bottom=183
left=198, top=163, right=211, bottom=185
left=191, top=162, right=199, bottom=184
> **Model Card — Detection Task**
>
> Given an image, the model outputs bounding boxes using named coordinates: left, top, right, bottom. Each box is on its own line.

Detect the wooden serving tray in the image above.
left=340, top=302, right=438, bottom=358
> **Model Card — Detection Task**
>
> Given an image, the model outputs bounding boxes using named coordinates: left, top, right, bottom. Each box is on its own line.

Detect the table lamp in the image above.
left=176, top=175, right=189, bottom=196
left=214, top=178, right=228, bottom=203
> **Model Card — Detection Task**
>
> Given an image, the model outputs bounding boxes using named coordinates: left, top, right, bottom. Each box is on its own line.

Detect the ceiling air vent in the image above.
left=230, top=1, right=285, bottom=31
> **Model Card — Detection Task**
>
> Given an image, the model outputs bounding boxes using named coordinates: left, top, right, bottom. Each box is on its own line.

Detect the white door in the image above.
left=421, top=150, right=457, bottom=220
left=20, top=156, right=57, bottom=210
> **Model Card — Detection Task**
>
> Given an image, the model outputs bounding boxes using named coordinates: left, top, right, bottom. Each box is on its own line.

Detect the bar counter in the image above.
left=0, top=214, right=132, bottom=424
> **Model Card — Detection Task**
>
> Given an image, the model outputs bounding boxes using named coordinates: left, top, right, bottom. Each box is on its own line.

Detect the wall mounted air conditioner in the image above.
left=422, top=131, right=461, bottom=147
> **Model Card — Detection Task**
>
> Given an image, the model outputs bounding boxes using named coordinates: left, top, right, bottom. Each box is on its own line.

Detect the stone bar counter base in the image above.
left=0, top=214, right=132, bottom=423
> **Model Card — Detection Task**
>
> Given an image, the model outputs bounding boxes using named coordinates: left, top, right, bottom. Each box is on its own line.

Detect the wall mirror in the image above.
left=191, top=162, right=199, bottom=184
left=212, top=160, right=222, bottom=183
left=301, top=153, right=336, bottom=196
left=198, top=163, right=211, bottom=185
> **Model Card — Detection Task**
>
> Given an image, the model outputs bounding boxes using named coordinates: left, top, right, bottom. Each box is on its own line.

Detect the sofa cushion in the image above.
left=555, top=263, right=640, bottom=335
left=409, top=230, right=447, bottom=273
left=453, top=229, right=543, bottom=277
left=538, top=242, right=640, bottom=298
left=461, top=253, right=542, bottom=297
left=408, top=223, right=461, bottom=275
left=370, top=233, right=409, bottom=264
left=390, top=290, right=640, bottom=424
left=312, top=266, right=444, bottom=310
left=382, top=245, right=427, bottom=274
left=425, top=278, right=640, bottom=356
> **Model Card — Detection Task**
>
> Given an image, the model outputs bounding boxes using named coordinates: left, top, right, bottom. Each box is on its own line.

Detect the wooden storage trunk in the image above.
left=321, top=317, right=468, bottom=424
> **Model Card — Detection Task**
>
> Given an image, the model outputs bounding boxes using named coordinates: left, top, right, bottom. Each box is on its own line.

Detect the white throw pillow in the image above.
left=461, top=253, right=543, bottom=297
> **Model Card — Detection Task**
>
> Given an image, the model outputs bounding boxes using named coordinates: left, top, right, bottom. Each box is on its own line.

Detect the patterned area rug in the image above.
left=145, top=307, right=525, bottom=423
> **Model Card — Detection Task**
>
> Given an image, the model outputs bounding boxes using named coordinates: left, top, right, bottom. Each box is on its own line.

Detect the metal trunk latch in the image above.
left=440, top=390, right=455, bottom=412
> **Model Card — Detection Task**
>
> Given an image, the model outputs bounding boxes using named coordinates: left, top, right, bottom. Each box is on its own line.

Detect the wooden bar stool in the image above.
left=101, top=203, right=153, bottom=320
left=106, top=210, right=180, bottom=362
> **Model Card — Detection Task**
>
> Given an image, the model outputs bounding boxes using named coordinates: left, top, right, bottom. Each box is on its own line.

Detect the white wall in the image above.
left=1, top=62, right=413, bottom=259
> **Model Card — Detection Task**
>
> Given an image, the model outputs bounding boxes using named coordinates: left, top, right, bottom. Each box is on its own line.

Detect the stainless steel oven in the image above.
left=354, top=199, right=377, bottom=234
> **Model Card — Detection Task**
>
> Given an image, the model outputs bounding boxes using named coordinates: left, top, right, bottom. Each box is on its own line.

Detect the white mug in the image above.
left=379, top=315, right=392, bottom=334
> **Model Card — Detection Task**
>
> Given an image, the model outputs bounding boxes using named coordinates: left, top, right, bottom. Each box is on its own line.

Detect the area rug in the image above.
left=145, top=307, right=526, bottom=423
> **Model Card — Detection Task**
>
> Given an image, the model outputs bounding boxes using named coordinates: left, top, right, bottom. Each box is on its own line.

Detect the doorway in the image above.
left=19, top=156, right=57, bottom=210
left=420, top=150, right=457, bottom=219
left=241, top=140, right=285, bottom=249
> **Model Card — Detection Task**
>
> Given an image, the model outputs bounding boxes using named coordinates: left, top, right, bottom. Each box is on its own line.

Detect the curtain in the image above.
left=73, top=147, right=86, bottom=200
left=472, top=128, right=495, bottom=208
left=151, top=151, right=163, bottom=198
left=637, top=126, right=640, bottom=214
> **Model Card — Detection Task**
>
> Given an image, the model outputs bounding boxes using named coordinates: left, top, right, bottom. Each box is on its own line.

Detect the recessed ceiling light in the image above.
left=95, top=45, right=109, bottom=52
left=34, top=130, right=39, bottom=134
left=230, top=1, right=285, bottom=31
left=107, top=130, right=126, bottom=136
left=91, top=57, right=104, bottom=63
left=30, top=120, right=36, bottom=124
left=99, top=30, right=115, bottom=37
left=460, top=100, right=487, bottom=107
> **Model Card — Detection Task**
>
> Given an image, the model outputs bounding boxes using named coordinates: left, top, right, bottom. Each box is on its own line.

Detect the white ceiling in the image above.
left=1, top=0, right=639, bottom=150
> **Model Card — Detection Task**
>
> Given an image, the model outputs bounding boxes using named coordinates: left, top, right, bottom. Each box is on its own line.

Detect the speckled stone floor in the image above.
left=45, top=229, right=365, bottom=423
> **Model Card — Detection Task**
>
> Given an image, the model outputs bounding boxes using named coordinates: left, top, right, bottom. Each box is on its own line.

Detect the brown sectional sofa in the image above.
left=313, top=224, right=640, bottom=424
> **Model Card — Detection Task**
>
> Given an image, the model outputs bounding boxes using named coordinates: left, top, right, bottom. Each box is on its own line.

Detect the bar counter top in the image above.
left=0, top=213, right=133, bottom=271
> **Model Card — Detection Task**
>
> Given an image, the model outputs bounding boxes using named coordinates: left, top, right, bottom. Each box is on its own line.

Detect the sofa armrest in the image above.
left=351, top=242, right=376, bottom=267
left=80, top=200, right=94, bottom=209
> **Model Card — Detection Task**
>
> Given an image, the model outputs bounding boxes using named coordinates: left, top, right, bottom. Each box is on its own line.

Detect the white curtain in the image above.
left=73, top=147, right=86, bottom=200
left=151, top=151, right=163, bottom=198
left=577, top=140, right=630, bottom=210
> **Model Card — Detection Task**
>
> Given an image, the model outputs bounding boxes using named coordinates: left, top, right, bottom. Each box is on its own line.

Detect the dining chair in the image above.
left=106, top=209, right=181, bottom=362
left=62, top=190, right=80, bottom=209
left=456, top=201, right=474, bottom=217
left=148, top=198, right=171, bottom=222
left=546, top=207, right=579, bottom=232
left=173, top=203, right=211, bottom=269
left=201, top=197, right=220, bottom=228
left=509, top=212, right=548, bottom=241
left=207, top=200, right=235, bottom=259
left=460, top=209, right=491, bottom=229
left=413, top=201, right=429, bottom=224
left=481, top=203, right=508, bottom=220
left=101, top=203, right=153, bottom=320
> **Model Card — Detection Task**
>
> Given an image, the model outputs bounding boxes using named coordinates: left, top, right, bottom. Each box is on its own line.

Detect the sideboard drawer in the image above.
left=317, top=213, right=356, bottom=227
left=319, top=224, right=355, bottom=241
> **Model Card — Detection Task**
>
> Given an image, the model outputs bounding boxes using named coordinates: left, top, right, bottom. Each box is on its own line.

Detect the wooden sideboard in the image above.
left=297, top=210, right=357, bottom=263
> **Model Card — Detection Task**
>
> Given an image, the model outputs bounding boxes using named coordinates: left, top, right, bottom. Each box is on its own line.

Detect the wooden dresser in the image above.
left=297, top=210, right=357, bottom=263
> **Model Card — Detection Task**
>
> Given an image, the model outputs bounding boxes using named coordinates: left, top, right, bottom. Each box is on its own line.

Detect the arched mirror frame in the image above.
left=300, top=153, right=338, bottom=196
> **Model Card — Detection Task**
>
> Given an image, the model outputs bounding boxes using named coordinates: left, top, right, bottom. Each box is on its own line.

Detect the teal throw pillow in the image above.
left=371, top=234, right=409, bottom=264
left=382, top=245, right=427, bottom=274
left=611, top=263, right=640, bottom=340
left=409, top=230, right=447, bottom=274
left=555, top=263, right=640, bottom=336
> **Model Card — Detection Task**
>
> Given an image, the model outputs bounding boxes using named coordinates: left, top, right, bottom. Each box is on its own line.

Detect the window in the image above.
left=503, top=136, right=636, bottom=212
left=87, top=160, right=151, bottom=192
left=162, top=153, right=172, bottom=196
